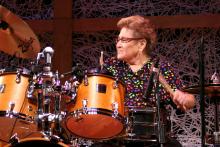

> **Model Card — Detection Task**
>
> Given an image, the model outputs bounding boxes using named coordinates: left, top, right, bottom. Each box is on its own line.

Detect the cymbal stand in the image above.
left=213, top=98, right=220, bottom=145
left=211, top=59, right=220, bottom=145
left=198, top=36, right=206, bottom=147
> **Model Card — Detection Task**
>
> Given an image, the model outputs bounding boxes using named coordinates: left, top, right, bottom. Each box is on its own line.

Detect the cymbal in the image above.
left=182, top=83, right=220, bottom=96
left=0, top=5, right=40, bottom=59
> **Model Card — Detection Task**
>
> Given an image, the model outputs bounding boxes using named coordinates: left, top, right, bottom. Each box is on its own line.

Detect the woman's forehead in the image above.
left=119, top=27, right=135, bottom=37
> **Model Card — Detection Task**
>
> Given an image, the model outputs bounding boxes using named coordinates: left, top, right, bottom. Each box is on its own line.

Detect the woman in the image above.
left=100, top=15, right=196, bottom=147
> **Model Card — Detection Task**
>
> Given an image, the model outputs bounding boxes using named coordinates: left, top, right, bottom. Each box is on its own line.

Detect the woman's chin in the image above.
left=117, top=54, right=124, bottom=60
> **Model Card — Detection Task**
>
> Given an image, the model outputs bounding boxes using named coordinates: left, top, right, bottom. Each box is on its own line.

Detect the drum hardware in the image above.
left=6, top=102, right=16, bottom=118
left=15, top=69, right=21, bottom=83
left=82, top=99, right=88, bottom=114
left=113, top=77, right=119, bottom=89
left=112, top=102, right=119, bottom=118
left=84, top=70, right=88, bottom=86
left=26, top=80, right=36, bottom=98
left=0, top=84, right=5, bottom=93
left=70, top=138, right=94, bottom=147
left=49, top=135, right=62, bottom=144
left=54, top=94, right=65, bottom=134
left=214, top=131, right=220, bottom=144
left=34, top=69, right=66, bottom=140
left=62, top=76, right=78, bottom=103
left=9, top=133, right=19, bottom=146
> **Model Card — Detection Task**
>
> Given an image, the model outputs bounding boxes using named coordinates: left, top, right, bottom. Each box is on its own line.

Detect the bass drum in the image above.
left=0, top=70, right=37, bottom=143
left=66, top=73, right=125, bottom=140
left=5, top=137, right=69, bottom=147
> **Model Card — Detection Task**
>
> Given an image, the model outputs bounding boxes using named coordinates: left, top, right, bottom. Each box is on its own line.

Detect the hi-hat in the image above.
left=0, top=5, right=40, bottom=59
left=182, top=83, right=220, bottom=96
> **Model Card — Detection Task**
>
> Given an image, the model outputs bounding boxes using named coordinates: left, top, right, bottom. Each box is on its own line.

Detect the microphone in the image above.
left=43, top=46, right=54, bottom=65
left=144, top=58, right=160, bottom=99
left=42, top=46, right=54, bottom=72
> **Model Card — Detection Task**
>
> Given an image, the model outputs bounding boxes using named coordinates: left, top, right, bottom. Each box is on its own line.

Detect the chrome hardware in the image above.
left=16, top=69, right=21, bottom=83
left=82, top=99, right=88, bottom=114
left=112, top=102, right=118, bottom=118
left=113, top=77, right=119, bottom=89
left=84, top=70, right=88, bottom=86
left=6, top=102, right=15, bottom=118
left=214, top=131, right=220, bottom=144
left=53, top=70, right=61, bottom=88
left=50, top=135, right=61, bottom=144
left=113, top=80, right=118, bottom=89
left=0, top=84, right=5, bottom=93
left=9, top=133, right=19, bottom=145
left=0, top=69, right=5, bottom=74
left=9, top=101, right=15, bottom=112
left=28, top=105, right=33, bottom=112
left=26, top=81, right=35, bottom=98
left=211, top=72, right=220, bottom=84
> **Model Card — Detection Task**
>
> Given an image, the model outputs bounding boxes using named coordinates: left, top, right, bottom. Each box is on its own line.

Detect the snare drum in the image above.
left=5, top=137, right=68, bottom=147
left=121, top=107, right=170, bottom=143
left=65, top=73, right=125, bottom=139
left=0, top=71, right=37, bottom=142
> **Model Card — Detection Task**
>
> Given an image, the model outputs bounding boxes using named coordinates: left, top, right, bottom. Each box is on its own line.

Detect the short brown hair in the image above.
left=117, top=15, right=157, bottom=52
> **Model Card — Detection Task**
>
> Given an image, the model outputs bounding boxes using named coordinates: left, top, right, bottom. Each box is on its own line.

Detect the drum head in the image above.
left=66, top=113, right=124, bottom=139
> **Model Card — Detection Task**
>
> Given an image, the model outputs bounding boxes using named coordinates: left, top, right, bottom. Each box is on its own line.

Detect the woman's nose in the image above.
left=116, top=42, right=122, bottom=48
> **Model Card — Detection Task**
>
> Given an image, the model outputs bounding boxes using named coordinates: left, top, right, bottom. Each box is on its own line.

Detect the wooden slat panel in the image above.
left=53, top=0, right=73, bottom=75
left=26, top=14, right=220, bottom=34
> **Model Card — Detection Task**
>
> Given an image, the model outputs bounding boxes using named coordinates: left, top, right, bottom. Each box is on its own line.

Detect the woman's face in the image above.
left=116, top=27, right=145, bottom=63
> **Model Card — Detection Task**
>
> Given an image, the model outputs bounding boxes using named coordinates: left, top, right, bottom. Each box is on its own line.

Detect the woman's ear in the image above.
left=138, top=39, right=147, bottom=52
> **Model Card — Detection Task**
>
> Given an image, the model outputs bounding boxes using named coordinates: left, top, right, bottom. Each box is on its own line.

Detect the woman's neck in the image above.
left=128, top=54, right=150, bottom=72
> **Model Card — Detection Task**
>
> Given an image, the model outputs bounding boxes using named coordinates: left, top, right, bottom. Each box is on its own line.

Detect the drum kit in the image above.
left=0, top=5, right=165, bottom=147
left=0, top=4, right=219, bottom=147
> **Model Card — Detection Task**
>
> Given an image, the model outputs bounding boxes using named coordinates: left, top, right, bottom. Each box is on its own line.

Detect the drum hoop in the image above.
left=123, top=137, right=158, bottom=142
left=0, top=111, right=34, bottom=122
left=87, top=73, right=125, bottom=86
left=126, top=106, right=157, bottom=113
left=0, top=71, right=30, bottom=77
left=6, top=137, right=67, bottom=147
left=67, top=108, right=125, bottom=123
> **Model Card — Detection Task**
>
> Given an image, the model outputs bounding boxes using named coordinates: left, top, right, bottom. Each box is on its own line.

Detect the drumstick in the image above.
left=99, top=51, right=104, bottom=70
left=158, top=73, right=175, bottom=97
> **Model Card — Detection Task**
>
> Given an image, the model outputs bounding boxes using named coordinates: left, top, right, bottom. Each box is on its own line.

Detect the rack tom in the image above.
left=66, top=73, right=125, bottom=139
left=0, top=69, right=37, bottom=142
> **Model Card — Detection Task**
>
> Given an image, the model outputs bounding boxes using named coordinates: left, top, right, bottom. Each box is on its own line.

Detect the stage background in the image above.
left=0, top=0, right=220, bottom=146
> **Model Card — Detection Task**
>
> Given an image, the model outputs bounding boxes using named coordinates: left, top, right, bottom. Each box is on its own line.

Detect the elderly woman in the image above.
left=100, top=15, right=196, bottom=147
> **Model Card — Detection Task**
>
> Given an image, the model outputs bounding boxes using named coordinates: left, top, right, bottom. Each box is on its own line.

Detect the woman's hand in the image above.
left=172, top=90, right=196, bottom=111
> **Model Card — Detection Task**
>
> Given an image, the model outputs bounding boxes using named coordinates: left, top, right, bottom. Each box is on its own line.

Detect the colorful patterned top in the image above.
left=103, top=57, right=182, bottom=108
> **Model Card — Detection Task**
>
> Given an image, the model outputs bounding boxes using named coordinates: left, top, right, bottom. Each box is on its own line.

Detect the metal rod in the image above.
left=199, top=35, right=206, bottom=147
